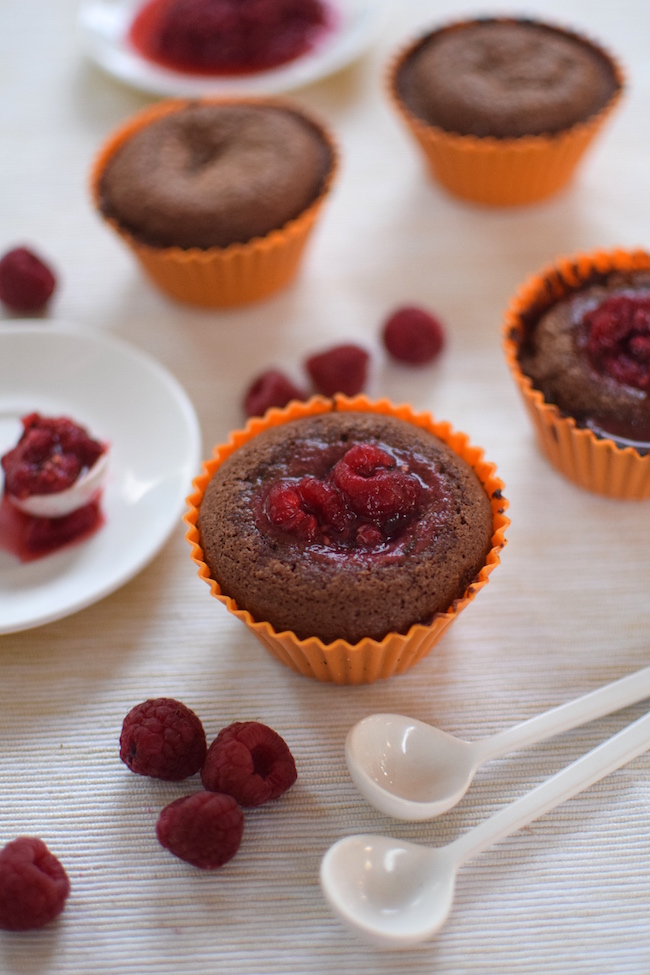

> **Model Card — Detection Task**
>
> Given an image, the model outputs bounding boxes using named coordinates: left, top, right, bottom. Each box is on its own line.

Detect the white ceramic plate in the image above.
left=0, top=322, right=201, bottom=634
left=77, top=0, right=391, bottom=97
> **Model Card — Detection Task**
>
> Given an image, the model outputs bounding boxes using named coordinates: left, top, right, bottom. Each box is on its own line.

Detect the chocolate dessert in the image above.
left=518, top=270, right=650, bottom=449
left=197, top=411, right=494, bottom=645
left=395, top=18, right=620, bottom=139
left=98, top=102, right=333, bottom=250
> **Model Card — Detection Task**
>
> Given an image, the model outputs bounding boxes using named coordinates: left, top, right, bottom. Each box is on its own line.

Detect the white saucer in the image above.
left=76, top=0, right=391, bottom=97
left=0, top=321, right=201, bottom=634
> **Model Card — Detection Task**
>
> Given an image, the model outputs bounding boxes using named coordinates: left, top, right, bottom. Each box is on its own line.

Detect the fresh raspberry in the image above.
left=305, top=344, right=369, bottom=397
left=1, top=413, right=104, bottom=499
left=0, top=837, right=70, bottom=931
left=265, top=481, right=319, bottom=542
left=295, top=476, right=352, bottom=535
left=264, top=476, right=353, bottom=543
left=156, top=791, right=243, bottom=869
left=201, top=721, right=297, bottom=807
left=243, top=370, right=306, bottom=418
left=382, top=306, right=446, bottom=364
left=120, top=698, right=207, bottom=780
left=584, top=295, right=650, bottom=390
left=332, top=443, right=421, bottom=522
left=0, top=247, right=56, bottom=313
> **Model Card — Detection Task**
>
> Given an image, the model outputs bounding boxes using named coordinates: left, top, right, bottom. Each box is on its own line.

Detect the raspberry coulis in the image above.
left=0, top=413, right=106, bottom=560
left=258, top=439, right=451, bottom=560
left=129, top=0, right=333, bottom=76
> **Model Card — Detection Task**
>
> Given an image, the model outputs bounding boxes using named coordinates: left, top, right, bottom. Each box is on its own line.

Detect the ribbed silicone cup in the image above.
left=504, top=248, right=650, bottom=498
left=184, top=395, right=509, bottom=685
left=388, top=18, right=624, bottom=207
left=90, top=97, right=338, bottom=308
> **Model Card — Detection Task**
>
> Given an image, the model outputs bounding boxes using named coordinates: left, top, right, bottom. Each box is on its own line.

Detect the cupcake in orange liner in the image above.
left=388, top=17, right=624, bottom=207
left=503, top=248, right=650, bottom=499
left=184, top=395, right=509, bottom=685
left=90, top=97, right=338, bottom=308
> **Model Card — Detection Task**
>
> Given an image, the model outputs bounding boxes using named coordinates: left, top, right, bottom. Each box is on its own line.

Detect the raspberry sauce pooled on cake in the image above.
left=0, top=413, right=108, bottom=559
left=129, top=0, right=332, bottom=75
left=197, top=411, right=494, bottom=645
left=519, top=271, right=650, bottom=451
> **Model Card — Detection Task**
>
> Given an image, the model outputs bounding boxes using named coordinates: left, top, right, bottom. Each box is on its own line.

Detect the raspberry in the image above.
left=265, top=476, right=353, bottom=542
left=332, top=443, right=421, bottom=522
left=295, top=475, right=352, bottom=535
left=156, top=791, right=243, bottom=869
left=0, top=247, right=56, bottom=313
left=265, top=481, right=319, bottom=542
left=305, top=344, right=369, bottom=397
left=0, top=837, right=70, bottom=931
left=201, top=721, right=297, bottom=807
left=120, top=698, right=207, bottom=780
left=1, top=413, right=104, bottom=499
left=584, top=295, right=650, bottom=390
left=382, top=306, right=446, bottom=365
left=243, top=370, right=306, bottom=418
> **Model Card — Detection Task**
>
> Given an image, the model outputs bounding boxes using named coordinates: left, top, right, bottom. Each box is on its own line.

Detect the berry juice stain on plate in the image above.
left=77, top=0, right=391, bottom=96
left=0, top=322, right=201, bottom=634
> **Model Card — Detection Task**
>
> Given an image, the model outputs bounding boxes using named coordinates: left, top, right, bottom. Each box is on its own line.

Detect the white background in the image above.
left=1, top=0, right=650, bottom=972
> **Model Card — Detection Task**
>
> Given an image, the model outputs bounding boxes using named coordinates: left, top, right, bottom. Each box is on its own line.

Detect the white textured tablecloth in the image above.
left=2, top=0, right=650, bottom=971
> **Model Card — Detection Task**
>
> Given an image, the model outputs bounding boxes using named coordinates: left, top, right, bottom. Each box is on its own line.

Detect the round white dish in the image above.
left=0, top=321, right=201, bottom=634
left=76, top=0, right=391, bottom=97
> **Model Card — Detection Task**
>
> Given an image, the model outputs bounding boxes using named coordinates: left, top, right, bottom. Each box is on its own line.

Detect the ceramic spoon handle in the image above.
left=451, top=709, right=650, bottom=866
left=474, top=665, right=650, bottom=764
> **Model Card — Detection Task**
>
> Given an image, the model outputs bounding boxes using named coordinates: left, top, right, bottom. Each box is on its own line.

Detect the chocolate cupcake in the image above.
left=91, top=98, right=337, bottom=307
left=389, top=17, right=623, bottom=206
left=185, top=395, right=508, bottom=684
left=504, top=249, right=650, bottom=498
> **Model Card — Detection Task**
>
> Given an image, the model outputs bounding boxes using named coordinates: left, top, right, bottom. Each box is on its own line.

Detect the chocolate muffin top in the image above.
left=99, top=102, right=333, bottom=249
left=197, top=411, right=494, bottom=645
left=519, top=271, right=650, bottom=448
left=396, top=19, right=619, bottom=138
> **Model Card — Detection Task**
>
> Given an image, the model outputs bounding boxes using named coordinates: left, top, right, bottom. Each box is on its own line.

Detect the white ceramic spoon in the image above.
left=346, top=664, right=650, bottom=820
left=322, top=708, right=650, bottom=948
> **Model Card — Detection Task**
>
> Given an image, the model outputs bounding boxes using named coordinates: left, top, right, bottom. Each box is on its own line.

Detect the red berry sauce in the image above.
left=258, top=439, right=451, bottom=559
left=129, top=0, right=334, bottom=76
left=0, top=413, right=106, bottom=561
left=583, top=294, right=650, bottom=391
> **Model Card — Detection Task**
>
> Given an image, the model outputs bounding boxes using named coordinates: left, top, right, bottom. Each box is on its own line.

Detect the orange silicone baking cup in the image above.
left=503, top=248, right=650, bottom=498
left=388, top=18, right=624, bottom=207
left=184, top=394, right=509, bottom=685
left=90, top=97, right=338, bottom=308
